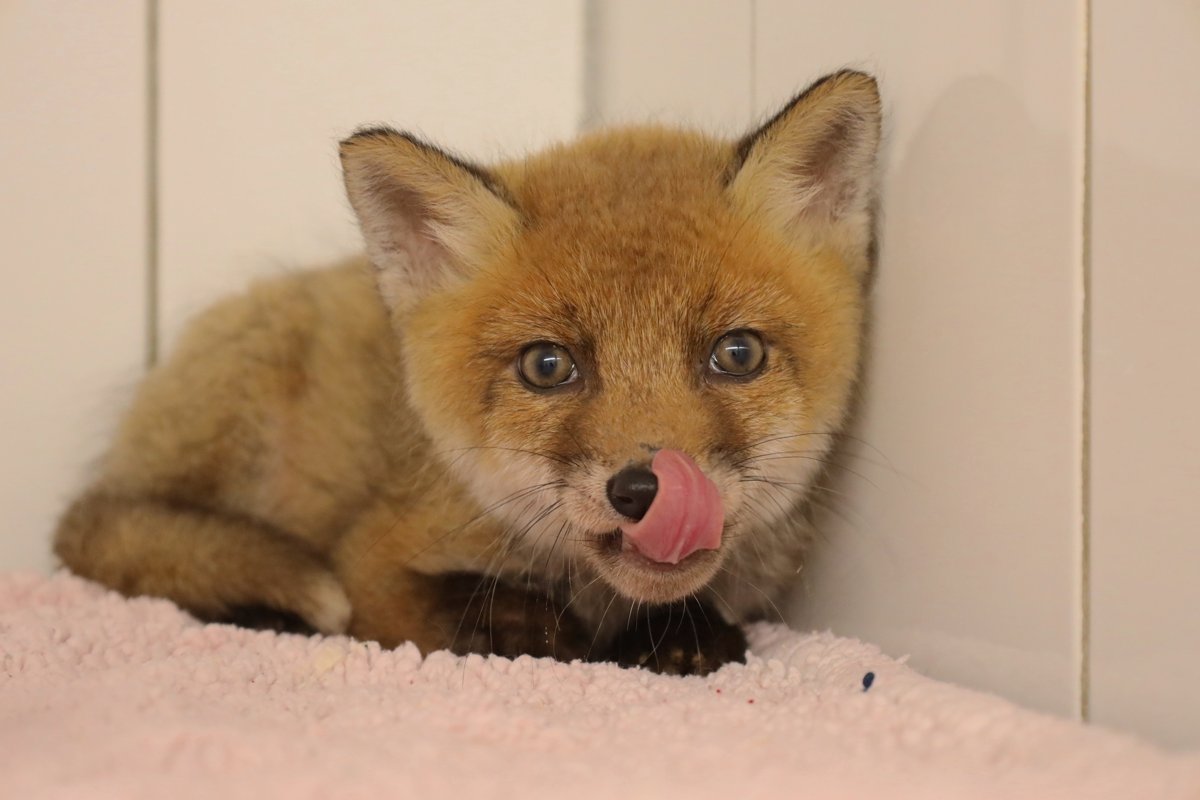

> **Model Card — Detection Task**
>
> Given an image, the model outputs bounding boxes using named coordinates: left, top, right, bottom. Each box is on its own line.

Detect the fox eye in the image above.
left=710, top=330, right=766, bottom=377
left=517, top=342, right=578, bottom=390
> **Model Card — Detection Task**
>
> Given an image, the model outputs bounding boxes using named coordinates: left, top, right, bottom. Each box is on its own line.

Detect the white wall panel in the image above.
left=584, top=0, right=752, bottom=132
left=1089, top=0, right=1200, bottom=748
left=0, top=1, right=148, bottom=572
left=157, top=0, right=585, bottom=345
left=757, top=1, right=1085, bottom=716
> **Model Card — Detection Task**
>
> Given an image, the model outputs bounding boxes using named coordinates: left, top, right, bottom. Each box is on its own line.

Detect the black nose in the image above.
left=606, top=466, right=658, bottom=521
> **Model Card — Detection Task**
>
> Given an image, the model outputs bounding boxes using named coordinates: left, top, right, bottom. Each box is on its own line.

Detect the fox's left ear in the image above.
left=728, top=70, right=881, bottom=274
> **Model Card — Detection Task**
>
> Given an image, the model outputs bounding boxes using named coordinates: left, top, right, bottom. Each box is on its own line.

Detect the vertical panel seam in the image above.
left=580, top=0, right=599, bottom=130
left=144, top=0, right=160, bottom=368
left=748, top=0, right=757, bottom=119
left=1079, top=0, right=1094, bottom=724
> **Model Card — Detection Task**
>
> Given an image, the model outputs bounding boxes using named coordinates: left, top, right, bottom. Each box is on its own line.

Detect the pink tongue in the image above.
left=619, top=449, right=723, bottom=565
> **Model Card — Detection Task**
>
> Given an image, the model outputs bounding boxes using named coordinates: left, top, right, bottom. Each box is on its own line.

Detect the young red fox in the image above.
left=55, top=71, right=880, bottom=675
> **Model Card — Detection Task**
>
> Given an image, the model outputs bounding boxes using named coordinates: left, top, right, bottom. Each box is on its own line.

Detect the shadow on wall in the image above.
left=786, top=74, right=1079, bottom=715
left=1085, top=135, right=1200, bottom=745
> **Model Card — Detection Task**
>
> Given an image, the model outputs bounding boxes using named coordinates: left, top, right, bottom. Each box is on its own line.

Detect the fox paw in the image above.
left=433, top=573, right=591, bottom=662
left=607, top=599, right=747, bottom=676
left=297, top=573, right=353, bottom=635
left=217, top=572, right=351, bottom=636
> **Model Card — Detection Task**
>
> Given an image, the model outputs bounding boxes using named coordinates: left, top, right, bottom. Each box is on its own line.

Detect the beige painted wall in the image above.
left=156, top=0, right=585, bottom=348
left=1089, top=0, right=1200, bottom=749
left=0, top=1, right=148, bottom=574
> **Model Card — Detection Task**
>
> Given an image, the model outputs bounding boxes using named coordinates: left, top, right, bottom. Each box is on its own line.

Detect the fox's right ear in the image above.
left=728, top=70, right=881, bottom=275
left=340, top=128, right=521, bottom=311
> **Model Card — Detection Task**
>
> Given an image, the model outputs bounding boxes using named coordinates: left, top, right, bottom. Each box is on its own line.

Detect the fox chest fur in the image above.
left=55, top=71, right=881, bottom=675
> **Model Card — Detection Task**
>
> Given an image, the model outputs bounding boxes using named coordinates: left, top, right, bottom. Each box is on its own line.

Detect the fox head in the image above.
left=341, top=71, right=880, bottom=609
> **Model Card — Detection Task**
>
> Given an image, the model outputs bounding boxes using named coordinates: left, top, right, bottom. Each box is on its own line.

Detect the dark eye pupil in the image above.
left=536, top=353, right=560, bottom=377
left=726, top=341, right=751, bottom=365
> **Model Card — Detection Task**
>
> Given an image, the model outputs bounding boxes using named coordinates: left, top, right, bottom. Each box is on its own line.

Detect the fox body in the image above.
left=55, top=71, right=881, bottom=674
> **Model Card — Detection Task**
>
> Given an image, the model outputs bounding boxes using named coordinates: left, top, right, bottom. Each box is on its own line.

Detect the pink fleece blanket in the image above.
left=2, top=573, right=1197, bottom=799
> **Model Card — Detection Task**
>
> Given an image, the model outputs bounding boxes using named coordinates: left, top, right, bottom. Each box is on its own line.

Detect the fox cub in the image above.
left=55, top=71, right=880, bottom=675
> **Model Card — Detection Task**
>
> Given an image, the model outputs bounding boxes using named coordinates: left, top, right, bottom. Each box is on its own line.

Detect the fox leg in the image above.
left=334, top=503, right=591, bottom=659
left=54, top=492, right=351, bottom=634
left=339, top=566, right=591, bottom=661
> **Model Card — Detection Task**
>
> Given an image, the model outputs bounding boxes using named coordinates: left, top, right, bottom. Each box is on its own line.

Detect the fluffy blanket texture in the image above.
left=1, top=572, right=1197, bottom=799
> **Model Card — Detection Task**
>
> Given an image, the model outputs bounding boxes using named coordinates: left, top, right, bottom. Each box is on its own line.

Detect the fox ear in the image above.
left=340, top=128, right=521, bottom=311
left=728, top=70, right=881, bottom=273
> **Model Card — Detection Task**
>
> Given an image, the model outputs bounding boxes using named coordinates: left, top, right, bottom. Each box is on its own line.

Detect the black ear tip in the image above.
left=339, top=125, right=409, bottom=152
left=339, top=127, right=459, bottom=164
left=771, top=69, right=880, bottom=122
